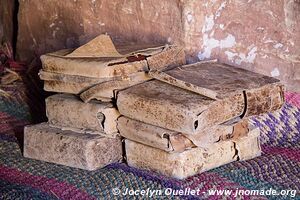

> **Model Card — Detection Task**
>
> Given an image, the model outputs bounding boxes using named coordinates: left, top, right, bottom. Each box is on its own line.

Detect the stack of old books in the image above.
left=24, top=34, right=284, bottom=179
left=23, top=34, right=185, bottom=170
left=116, top=62, right=284, bottom=179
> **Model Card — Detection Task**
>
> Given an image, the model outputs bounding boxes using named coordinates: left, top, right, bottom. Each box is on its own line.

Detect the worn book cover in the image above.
left=46, top=94, right=120, bottom=136
left=118, top=63, right=284, bottom=134
left=24, top=123, right=122, bottom=170
left=117, top=80, right=244, bottom=134
left=40, top=34, right=185, bottom=79
left=149, top=62, right=284, bottom=116
left=125, top=126, right=261, bottom=179
left=118, top=116, right=250, bottom=152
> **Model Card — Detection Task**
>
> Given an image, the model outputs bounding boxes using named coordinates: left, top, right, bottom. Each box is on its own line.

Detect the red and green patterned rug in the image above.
left=0, top=84, right=299, bottom=199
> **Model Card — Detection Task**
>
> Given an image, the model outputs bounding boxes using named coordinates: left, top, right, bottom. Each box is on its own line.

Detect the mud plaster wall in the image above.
left=182, top=0, right=300, bottom=92
left=0, top=0, right=15, bottom=45
left=16, top=0, right=183, bottom=62
left=1, top=0, right=299, bottom=91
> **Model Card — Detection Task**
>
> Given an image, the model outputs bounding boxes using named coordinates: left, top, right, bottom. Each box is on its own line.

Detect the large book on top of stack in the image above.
left=117, top=62, right=284, bottom=134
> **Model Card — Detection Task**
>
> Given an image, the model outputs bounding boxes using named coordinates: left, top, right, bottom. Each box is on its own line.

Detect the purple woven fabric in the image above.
left=0, top=92, right=299, bottom=199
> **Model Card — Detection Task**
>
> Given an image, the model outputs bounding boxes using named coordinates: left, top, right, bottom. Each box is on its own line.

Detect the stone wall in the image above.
left=2, top=0, right=300, bottom=91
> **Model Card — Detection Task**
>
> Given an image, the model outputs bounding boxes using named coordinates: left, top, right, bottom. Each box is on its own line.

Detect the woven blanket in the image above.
left=0, top=91, right=299, bottom=199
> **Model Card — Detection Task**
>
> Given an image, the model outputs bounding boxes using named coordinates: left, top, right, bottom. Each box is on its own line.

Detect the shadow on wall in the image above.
left=1, top=0, right=183, bottom=127
left=0, top=0, right=16, bottom=49
left=1, top=0, right=299, bottom=92
left=15, top=0, right=183, bottom=64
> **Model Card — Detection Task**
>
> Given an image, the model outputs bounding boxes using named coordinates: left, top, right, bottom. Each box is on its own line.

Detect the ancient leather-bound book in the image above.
left=125, top=126, right=261, bottom=179
left=41, top=70, right=151, bottom=102
left=117, top=80, right=243, bottom=134
left=117, top=63, right=284, bottom=134
left=117, top=116, right=250, bottom=152
left=46, top=94, right=120, bottom=136
left=149, top=62, right=284, bottom=116
left=40, top=35, right=185, bottom=78
left=24, top=123, right=122, bottom=170
left=39, top=70, right=113, bottom=95
left=40, top=34, right=185, bottom=100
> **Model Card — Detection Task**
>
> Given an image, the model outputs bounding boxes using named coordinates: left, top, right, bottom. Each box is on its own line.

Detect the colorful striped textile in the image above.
left=0, top=90, right=299, bottom=199
left=0, top=83, right=31, bottom=135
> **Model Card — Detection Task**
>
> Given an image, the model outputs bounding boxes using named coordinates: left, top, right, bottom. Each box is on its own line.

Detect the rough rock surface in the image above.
left=24, top=123, right=122, bottom=170
left=182, top=0, right=300, bottom=91
left=0, top=0, right=15, bottom=44
left=16, top=0, right=182, bottom=62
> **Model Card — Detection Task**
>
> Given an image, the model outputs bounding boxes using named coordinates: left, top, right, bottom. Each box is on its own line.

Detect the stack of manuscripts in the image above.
left=23, top=34, right=285, bottom=179
left=23, top=34, right=186, bottom=170
left=118, top=62, right=284, bottom=179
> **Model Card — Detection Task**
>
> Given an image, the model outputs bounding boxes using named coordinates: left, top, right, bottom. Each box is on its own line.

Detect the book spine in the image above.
left=46, top=94, right=119, bottom=135
left=245, top=83, right=284, bottom=116
left=41, top=54, right=148, bottom=78
left=196, top=93, right=245, bottom=132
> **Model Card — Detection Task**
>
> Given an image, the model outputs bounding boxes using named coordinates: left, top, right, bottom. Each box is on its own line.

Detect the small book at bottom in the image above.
left=125, top=127, right=261, bottom=179
left=24, top=123, right=122, bottom=170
